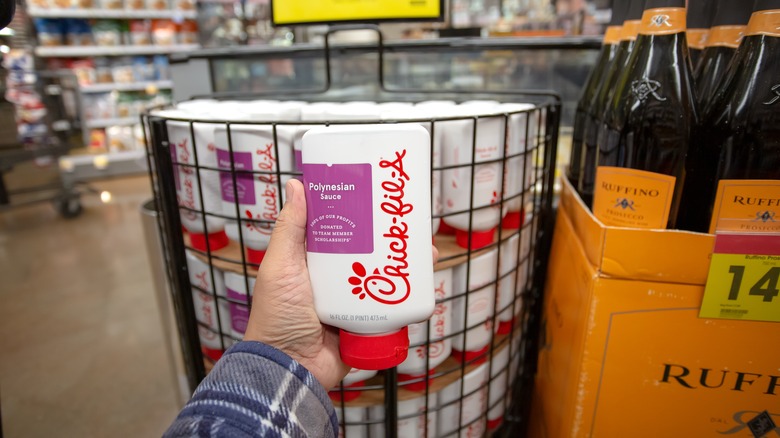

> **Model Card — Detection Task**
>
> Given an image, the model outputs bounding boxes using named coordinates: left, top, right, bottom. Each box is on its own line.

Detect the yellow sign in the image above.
left=700, top=234, right=780, bottom=323
left=272, top=0, right=442, bottom=25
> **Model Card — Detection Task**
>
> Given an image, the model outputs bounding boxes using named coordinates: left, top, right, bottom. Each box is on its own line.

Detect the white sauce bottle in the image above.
left=303, top=124, right=434, bottom=370
left=157, top=108, right=229, bottom=251
left=440, top=103, right=506, bottom=250
left=213, top=105, right=299, bottom=265
left=397, top=267, right=453, bottom=390
left=223, top=271, right=256, bottom=339
left=498, top=103, right=536, bottom=229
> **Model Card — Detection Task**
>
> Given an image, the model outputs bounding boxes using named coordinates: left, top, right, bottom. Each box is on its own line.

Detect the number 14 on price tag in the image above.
left=700, top=233, right=780, bottom=322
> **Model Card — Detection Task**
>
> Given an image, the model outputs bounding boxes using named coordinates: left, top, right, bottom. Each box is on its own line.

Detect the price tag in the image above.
left=700, top=233, right=780, bottom=322
left=271, top=0, right=443, bottom=26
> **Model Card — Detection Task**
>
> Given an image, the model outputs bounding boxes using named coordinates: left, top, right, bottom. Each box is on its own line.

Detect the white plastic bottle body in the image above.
left=214, top=124, right=296, bottom=262
left=498, top=104, right=536, bottom=219
left=397, top=267, right=453, bottom=377
left=451, top=249, right=498, bottom=356
left=161, top=112, right=225, bottom=238
left=437, top=363, right=489, bottom=437
left=341, top=368, right=378, bottom=386
left=380, top=107, right=443, bottom=236
left=223, top=271, right=257, bottom=339
left=440, top=107, right=506, bottom=234
left=302, top=125, right=435, bottom=335
left=186, top=251, right=232, bottom=335
left=369, top=394, right=437, bottom=437
left=487, top=343, right=512, bottom=427
left=335, top=406, right=368, bottom=438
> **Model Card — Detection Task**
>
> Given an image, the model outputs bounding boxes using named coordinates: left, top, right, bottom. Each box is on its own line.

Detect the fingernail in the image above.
left=285, top=181, right=293, bottom=206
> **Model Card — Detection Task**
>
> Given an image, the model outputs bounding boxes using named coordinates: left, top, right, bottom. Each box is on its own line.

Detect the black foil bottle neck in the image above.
left=687, top=0, right=715, bottom=28
left=643, top=0, right=686, bottom=10
left=625, top=0, right=646, bottom=21
left=610, top=0, right=631, bottom=26
left=754, top=0, right=780, bottom=13
left=711, top=2, right=754, bottom=27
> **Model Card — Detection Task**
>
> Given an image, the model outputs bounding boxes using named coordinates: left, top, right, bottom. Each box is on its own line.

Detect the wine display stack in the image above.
left=567, top=0, right=779, bottom=235
left=144, top=95, right=562, bottom=436
left=539, top=2, right=780, bottom=435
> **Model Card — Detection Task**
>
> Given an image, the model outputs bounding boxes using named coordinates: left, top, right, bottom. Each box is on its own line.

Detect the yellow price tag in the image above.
left=272, top=0, right=442, bottom=25
left=699, top=233, right=780, bottom=323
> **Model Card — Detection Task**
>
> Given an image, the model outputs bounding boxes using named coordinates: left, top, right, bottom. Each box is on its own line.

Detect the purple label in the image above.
left=217, top=149, right=256, bottom=205
left=303, top=163, right=374, bottom=254
left=227, top=287, right=249, bottom=335
left=294, top=150, right=303, bottom=172
left=171, top=145, right=181, bottom=191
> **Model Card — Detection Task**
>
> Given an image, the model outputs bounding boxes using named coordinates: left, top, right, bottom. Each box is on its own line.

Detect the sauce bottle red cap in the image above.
left=339, top=327, right=409, bottom=370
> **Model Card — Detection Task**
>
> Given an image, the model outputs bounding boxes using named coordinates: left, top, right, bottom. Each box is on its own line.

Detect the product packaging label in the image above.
left=593, top=166, right=676, bottom=229
left=709, top=180, right=780, bottom=234
left=227, top=287, right=249, bottom=334
left=621, top=19, right=642, bottom=41
left=686, top=28, right=709, bottom=49
left=706, top=25, right=746, bottom=49
left=303, top=163, right=374, bottom=254
left=699, top=233, right=780, bottom=323
left=171, top=144, right=181, bottom=191
left=639, top=7, right=686, bottom=36
left=604, top=25, right=622, bottom=45
left=294, top=150, right=303, bottom=172
left=747, top=10, right=780, bottom=38
left=217, top=149, right=256, bottom=205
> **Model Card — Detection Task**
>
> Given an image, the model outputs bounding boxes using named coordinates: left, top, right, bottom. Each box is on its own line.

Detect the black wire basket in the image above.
left=142, top=26, right=561, bottom=438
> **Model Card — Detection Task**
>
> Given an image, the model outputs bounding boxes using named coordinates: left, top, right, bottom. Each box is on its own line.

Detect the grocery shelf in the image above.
left=27, top=7, right=197, bottom=19
left=35, top=44, right=200, bottom=58
left=59, top=149, right=148, bottom=183
left=80, top=80, right=173, bottom=94
left=85, top=117, right=139, bottom=129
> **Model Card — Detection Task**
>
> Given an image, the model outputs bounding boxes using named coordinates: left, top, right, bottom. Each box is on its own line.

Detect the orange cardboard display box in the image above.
left=529, top=178, right=780, bottom=437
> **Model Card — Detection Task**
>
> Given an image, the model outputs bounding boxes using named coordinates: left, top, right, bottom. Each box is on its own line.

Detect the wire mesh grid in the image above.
left=142, top=91, right=559, bottom=437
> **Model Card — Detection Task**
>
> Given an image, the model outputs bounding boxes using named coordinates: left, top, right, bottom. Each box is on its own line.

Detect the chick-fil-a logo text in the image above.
left=348, top=150, right=413, bottom=305
left=176, top=138, right=198, bottom=222
left=245, top=142, right=278, bottom=236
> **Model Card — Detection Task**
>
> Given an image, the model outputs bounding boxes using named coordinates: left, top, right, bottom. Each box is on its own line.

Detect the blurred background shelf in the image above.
left=35, top=44, right=200, bottom=57
left=27, top=7, right=197, bottom=19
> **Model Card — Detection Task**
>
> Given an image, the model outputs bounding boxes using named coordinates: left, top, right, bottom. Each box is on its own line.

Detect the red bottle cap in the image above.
left=246, top=247, right=266, bottom=265
left=501, top=211, right=523, bottom=229
left=437, top=220, right=457, bottom=235
left=495, top=318, right=515, bottom=335
left=451, top=344, right=490, bottom=365
left=339, top=327, right=409, bottom=370
left=398, top=369, right=436, bottom=392
left=455, top=229, right=495, bottom=250
left=487, top=416, right=504, bottom=430
left=201, top=346, right=224, bottom=362
left=190, top=230, right=229, bottom=251
left=328, top=381, right=365, bottom=403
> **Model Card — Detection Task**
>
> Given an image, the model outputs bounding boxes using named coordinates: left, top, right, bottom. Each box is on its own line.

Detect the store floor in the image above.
left=0, top=170, right=181, bottom=437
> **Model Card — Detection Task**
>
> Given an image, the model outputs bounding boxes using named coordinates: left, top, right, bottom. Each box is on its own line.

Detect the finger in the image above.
left=432, top=245, right=439, bottom=265
left=263, top=179, right=307, bottom=262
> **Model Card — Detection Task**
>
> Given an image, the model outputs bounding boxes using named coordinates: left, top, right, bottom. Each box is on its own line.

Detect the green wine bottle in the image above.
left=567, top=0, right=629, bottom=186
left=593, top=0, right=697, bottom=229
left=678, top=0, right=780, bottom=233
left=693, top=2, right=753, bottom=110
left=577, top=0, right=645, bottom=206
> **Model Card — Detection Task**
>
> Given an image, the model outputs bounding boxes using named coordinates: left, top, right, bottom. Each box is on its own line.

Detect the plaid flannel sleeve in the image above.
left=164, top=341, right=338, bottom=438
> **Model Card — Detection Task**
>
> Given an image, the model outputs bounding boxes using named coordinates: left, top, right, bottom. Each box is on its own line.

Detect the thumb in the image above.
left=263, top=179, right=307, bottom=261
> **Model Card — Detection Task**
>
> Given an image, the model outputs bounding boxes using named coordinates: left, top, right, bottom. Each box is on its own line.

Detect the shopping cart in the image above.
left=0, top=69, right=90, bottom=217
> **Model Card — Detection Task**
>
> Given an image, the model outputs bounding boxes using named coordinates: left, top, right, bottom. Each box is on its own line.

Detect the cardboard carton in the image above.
left=529, top=178, right=780, bottom=437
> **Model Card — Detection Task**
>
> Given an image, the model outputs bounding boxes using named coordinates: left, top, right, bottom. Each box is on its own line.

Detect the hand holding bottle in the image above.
left=243, top=179, right=351, bottom=390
